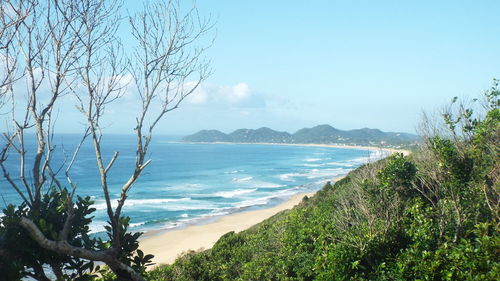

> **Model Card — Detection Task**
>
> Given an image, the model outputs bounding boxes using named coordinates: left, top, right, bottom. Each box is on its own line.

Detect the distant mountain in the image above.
left=182, top=125, right=420, bottom=147
left=229, top=127, right=292, bottom=143
left=182, top=129, right=231, bottom=142
left=292, top=125, right=343, bottom=143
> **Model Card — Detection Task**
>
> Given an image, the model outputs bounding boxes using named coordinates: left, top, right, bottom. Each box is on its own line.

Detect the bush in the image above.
left=0, top=188, right=99, bottom=280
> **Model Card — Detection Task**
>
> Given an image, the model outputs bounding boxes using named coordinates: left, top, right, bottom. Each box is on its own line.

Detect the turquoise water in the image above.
left=0, top=134, right=386, bottom=235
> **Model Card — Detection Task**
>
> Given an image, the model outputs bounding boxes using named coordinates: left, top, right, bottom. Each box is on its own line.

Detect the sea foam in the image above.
left=232, top=176, right=253, bottom=182
left=215, top=188, right=258, bottom=198
left=304, top=158, right=323, bottom=162
left=93, top=197, right=192, bottom=210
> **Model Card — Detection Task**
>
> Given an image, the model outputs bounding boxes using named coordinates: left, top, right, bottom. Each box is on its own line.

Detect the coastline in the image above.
left=138, top=143, right=411, bottom=267
left=139, top=191, right=317, bottom=266
left=185, top=141, right=411, bottom=156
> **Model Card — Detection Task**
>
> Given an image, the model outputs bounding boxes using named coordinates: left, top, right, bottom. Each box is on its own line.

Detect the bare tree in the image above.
left=0, top=0, right=31, bottom=107
left=0, top=0, right=213, bottom=280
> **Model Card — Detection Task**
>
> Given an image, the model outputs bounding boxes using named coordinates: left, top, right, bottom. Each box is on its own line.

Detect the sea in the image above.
left=0, top=134, right=387, bottom=236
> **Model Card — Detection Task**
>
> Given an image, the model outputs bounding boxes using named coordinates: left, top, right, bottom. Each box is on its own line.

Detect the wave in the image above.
left=89, top=220, right=108, bottom=234
left=111, top=186, right=315, bottom=234
left=133, top=217, right=196, bottom=232
left=159, top=201, right=218, bottom=211
left=303, top=163, right=322, bottom=167
left=174, top=209, right=232, bottom=223
left=129, top=222, right=146, bottom=228
left=224, top=169, right=244, bottom=174
left=234, top=188, right=298, bottom=209
left=186, top=188, right=301, bottom=223
left=304, top=158, right=322, bottom=162
left=161, top=221, right=186, bottom=230
left=91, top=218, right=157, bottom=234
left=325, top=161, right=355, bottom=167
left=214, top=188, right=258, bottom=198
left=303, top=168, right=347, bottom=179
left=206, top=210, right=231, bottom=217
left=278, top=173, right=300, bottom=181
left=277, top=168, right=348, bottom=182
left=166, top=183, right=203, bottom=191
left=93, top=197, right=192, bottom=210
left=232, top=176, right=253, bottom=182
left=235, top=197, right=271, bottom=208
left=252, top=182, right=286, bottom=188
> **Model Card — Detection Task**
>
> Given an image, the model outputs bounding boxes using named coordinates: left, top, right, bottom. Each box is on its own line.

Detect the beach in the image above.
left=194, top=142, right=411, bottom=156
left=139, top=191, right=316, bottom=266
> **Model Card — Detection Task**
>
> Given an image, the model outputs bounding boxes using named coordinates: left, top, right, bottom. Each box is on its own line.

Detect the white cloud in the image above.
left=221, top=82, right=251, bottom=103
left=116, top=74, right=135, bottom=100
left=185, top=82, right=265, bottom=108
left=186, top=82, right=209, bottom=104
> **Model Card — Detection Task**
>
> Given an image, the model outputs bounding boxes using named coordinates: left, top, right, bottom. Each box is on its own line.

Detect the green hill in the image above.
left=229, top=127, right=292, bottom=143
left=292, top=124, right=343, bottom=143
left=182, top=125, right=419, bottom=147
left=182, top=129, right=232, bottom=142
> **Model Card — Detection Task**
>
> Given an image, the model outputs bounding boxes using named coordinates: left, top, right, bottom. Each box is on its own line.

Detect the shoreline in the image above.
left=139, top=191, right=318, bottom=266
left=138, top=143, right=411, bottom=267
left=183, top=141, right=411, bottom=156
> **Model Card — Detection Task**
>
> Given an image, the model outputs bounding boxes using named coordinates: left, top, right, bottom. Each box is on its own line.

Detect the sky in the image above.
left=4, top=0, right=500, bottom=135
left=159, top=0, right=500, bottom=135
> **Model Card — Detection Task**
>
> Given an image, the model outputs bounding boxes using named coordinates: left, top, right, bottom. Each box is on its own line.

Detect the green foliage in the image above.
left=0, top=188, right=100, bottom=280
left=0, top=188, right=154, bottom=280
left=429, top=136, right=474, bottom=184
left=377, top=153, right=416, bottom=190
left=382, top=222, right=500, bottom=281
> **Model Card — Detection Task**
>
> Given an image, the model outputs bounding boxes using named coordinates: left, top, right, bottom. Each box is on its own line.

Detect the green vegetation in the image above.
left=147, top=83, right=499, bottom=280
left=0, top=188, right=154, bottom=280
left=182, top=125, right=419, bottom=148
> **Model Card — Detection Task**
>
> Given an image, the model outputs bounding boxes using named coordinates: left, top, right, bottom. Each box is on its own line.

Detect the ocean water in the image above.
left=0, top=134, right=387, bottom=236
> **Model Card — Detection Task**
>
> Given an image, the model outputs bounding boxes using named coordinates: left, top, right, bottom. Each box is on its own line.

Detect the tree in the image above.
left=0, top=0, right=30, bottom=107
left=0, top=0, right=213, bottom=280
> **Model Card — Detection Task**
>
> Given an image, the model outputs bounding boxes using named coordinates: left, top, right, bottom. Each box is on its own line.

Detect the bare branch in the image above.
left=1, top=0, right=213, bottom=279
left=116, top=0, right=214, bottom=222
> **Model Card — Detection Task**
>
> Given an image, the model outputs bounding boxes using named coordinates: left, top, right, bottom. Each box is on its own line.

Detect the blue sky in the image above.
left=6, top=0, right=500, bottom=135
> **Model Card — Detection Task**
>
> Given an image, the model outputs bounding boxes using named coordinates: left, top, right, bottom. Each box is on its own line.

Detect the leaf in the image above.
left=137, top=249, right=144, bottom=259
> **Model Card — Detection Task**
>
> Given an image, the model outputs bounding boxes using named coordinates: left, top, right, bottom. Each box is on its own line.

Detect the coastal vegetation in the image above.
left=182, top=125, right=419, bottom=148
left=1, top=0, right=498, bottom=280
left=145, top=84, right=499, bottom=280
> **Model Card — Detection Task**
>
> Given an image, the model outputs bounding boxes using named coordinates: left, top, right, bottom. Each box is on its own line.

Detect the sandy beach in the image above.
left=139, top=191, right=316, bottom=266
left=191, top=142, right=411, bottom=156
left=138, top=143, right=410, bottom=267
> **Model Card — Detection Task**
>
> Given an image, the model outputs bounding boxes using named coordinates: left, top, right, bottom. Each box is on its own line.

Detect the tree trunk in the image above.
left=19, top=217, right=146, bottom=281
